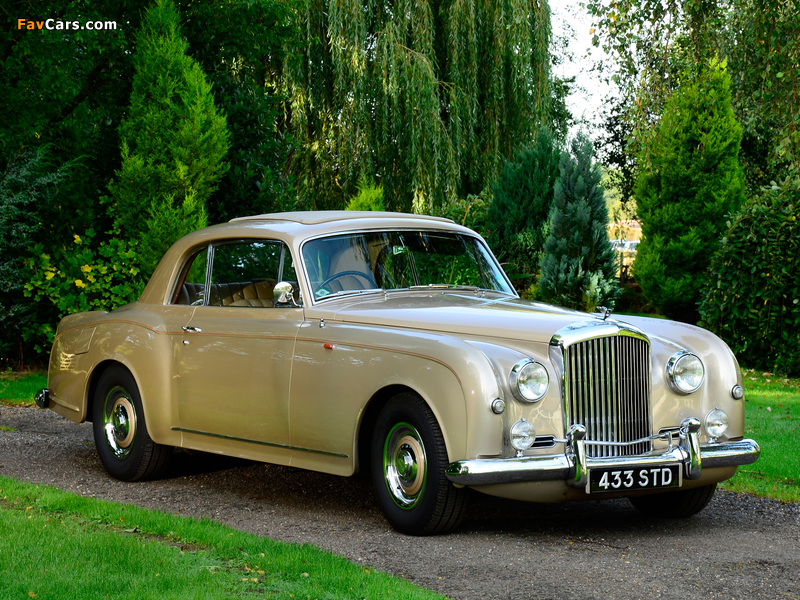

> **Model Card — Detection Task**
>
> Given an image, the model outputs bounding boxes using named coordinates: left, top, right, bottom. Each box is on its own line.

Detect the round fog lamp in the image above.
left=510, top=419, right=536, bottom=452
left=667, top=351, right=705, bottom=394
left=510, top=359, right=549, bottom=403
left=705, top=408, right=729, bottom=441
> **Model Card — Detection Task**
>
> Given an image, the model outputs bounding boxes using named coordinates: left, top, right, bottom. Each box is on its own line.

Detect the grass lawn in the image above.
left=0, top=476, right=443, bottom=600
left=0, top=369, right=46, bottom=406
left=719, top=368, right=800, bottom=503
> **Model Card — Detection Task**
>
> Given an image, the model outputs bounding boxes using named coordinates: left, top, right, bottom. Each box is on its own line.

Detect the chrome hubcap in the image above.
left=103, top=386, right=136, bottom=459
left=384, top=423, right=426, bottom=508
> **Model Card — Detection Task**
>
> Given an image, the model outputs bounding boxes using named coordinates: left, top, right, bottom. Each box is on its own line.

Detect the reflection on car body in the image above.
left=36, top=212, right=759, bottom=535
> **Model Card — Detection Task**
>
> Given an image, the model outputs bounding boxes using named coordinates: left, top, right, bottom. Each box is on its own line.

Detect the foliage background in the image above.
left=633, top=59, right=746, bottom=323
left=286, top=0, right=553, bottom=212
left=488, top=127, right=560, bottom=288
left=700, top=184, right=800, bottom=376
left=1, top=0, right=799, bottom=372
left=539, top=134, right=619, bottom=312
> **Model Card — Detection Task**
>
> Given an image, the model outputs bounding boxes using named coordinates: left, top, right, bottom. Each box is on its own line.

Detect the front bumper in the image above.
left=446, top=418, right=761, bottom=488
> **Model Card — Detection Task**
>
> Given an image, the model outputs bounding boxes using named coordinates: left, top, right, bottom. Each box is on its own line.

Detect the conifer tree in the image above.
left=539, top=134, right=619, bottom=312
left=634, top=59, right=745, bottom=323
left=109, top=0, right=229, bottom=278
left=488, top=127, right=560, bottom=282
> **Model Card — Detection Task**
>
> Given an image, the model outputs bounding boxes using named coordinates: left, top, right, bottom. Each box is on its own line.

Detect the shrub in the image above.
left=140, top=191, right=207, bottom=276
left=634, top=59, right=746, bottom=323
left=699, top=182, right=800, bottom=375
left=539, top=133, right=619, bottom=312
left=433, top=190, right=490, bottom=238
left=24, top=228, right=143, bottom=351
left=345, top=174, right=384, bottom=211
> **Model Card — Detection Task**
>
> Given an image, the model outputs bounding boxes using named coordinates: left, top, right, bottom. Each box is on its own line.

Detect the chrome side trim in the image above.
left=445, top=438, right=760, bottom=487
left=172, top=427, right=349, bottom=458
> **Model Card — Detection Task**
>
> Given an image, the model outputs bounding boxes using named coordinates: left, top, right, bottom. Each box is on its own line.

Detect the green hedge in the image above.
left=699, top=183, right=800, bottom=375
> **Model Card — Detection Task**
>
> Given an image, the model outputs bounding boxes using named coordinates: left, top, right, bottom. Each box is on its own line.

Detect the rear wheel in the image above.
left=92, top=365, right=171, bottom=481
left=371, top=393, right=467, bottom=535
left=629, top=483, right=717, bottom=518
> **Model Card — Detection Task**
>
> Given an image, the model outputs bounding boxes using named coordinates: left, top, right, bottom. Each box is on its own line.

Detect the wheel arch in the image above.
left=352, top=343, right=508, bottom=476
left=356, top=384, right=419, bottom=476
left=85, top=358, right=179, bottom=447
left=86, top=359, right=126, bottom=423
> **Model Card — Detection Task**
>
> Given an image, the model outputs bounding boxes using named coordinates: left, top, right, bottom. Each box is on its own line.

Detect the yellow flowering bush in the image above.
left=24, top=227, right=144, bottom=341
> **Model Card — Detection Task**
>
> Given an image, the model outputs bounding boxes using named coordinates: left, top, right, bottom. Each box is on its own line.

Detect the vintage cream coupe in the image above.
left=37, top=212, right=760, bottom=534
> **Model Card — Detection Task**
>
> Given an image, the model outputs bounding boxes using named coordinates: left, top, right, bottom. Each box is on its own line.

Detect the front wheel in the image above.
left=371, top=393, right=467, bottom=535
left=92, top=365, right=171, bottom=481
left=629, top=483, right=717, bottom=518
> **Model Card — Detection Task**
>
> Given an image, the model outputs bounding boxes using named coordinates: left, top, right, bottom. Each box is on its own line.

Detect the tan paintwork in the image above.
left=44, top=211, right=751, bottom=502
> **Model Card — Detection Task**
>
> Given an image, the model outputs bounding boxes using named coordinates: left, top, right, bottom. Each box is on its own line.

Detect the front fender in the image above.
left=288, top=320, right=508, bottom=474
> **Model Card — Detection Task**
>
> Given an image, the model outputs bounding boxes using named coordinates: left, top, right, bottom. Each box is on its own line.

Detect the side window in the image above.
left=207, top=240, right=294, bottom=308
left=172, top=246, right=208, bottom=305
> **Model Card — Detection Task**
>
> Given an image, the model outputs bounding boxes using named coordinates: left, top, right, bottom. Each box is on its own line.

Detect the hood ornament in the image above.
left=598, top=306, right=613, bottom=321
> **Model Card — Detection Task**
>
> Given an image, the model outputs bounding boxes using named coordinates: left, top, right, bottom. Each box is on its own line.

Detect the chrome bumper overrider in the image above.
left=35, top=388, right=50, bottom=409
left=446, top=418, right=761, bottom=488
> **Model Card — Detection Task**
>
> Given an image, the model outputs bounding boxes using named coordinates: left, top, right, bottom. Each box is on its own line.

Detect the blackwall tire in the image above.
left=371, top=393, right=467, bottom=535
left=629, top=483, right=717, bottom=518
left=92, top=365, right=171, bottom=481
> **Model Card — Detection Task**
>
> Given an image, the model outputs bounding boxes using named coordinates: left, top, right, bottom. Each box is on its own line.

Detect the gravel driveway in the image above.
left=2, top=405, right=798, bottom=600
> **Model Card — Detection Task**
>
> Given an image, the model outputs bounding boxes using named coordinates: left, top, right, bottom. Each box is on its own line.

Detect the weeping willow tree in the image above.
left=285, top=0, right=552, bottom=212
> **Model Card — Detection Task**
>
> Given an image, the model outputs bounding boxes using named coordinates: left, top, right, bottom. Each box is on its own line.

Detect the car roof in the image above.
left=230, top=211, right=455, bottom=226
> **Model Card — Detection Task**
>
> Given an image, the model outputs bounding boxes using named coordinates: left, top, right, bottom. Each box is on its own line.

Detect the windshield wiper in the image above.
left=418, top=285, right=518, bottom=298
left=317, top=288, right=383, bottom=300
left=409, top=284, right=480, bottom=291
left=383, top=285, right=515, bottom=298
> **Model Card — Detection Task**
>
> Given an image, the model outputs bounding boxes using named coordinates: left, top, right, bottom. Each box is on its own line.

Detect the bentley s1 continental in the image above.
left=36, top=212, right=760, bottom=534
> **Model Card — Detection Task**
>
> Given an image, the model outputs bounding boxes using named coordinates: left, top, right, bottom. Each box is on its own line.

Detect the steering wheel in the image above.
left=316, top=271, right=375, bottom=297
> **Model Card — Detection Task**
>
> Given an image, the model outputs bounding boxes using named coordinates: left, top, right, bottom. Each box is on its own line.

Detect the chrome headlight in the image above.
left=667, top=351, right=704, bottom=394
left=509, top=359, right=549, bottom=403
left=705, top=407, right=729, bottom=441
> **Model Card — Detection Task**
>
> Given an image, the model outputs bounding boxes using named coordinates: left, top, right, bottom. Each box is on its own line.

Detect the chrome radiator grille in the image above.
left=563, top=335, right=651, bottom=458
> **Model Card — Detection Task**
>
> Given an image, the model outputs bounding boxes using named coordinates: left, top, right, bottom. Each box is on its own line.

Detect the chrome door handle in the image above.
left=181, top=326, right=202, bottom=333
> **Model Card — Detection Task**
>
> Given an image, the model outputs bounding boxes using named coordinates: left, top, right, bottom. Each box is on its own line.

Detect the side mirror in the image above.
left=273, top=281, right=301, bottom=307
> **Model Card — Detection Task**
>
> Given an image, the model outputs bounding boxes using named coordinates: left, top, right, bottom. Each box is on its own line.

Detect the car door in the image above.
left=170, top=239, right=303, bottom=459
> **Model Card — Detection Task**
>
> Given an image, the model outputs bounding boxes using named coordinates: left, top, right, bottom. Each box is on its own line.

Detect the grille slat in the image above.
left=564, top=335, right=651, bottom=458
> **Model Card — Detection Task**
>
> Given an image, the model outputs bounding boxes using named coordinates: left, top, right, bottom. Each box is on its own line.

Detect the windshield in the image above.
left=302, top=230, right=514, bottom=300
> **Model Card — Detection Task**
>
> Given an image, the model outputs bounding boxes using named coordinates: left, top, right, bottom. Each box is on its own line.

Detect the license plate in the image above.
left=588, top=464, right=682, bottom=493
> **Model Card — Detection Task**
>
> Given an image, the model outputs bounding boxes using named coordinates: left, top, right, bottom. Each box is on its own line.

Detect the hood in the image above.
left=319, top=291, right=607, bottom=344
